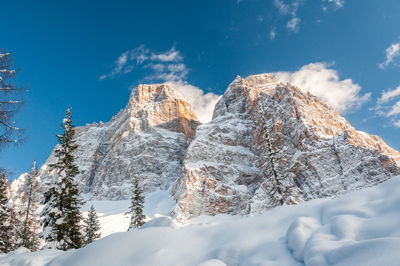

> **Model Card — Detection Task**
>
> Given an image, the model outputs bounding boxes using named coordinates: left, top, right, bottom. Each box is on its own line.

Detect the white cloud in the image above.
left=322, top=0, right=344, bottom=11
left=287, top=17, right=300, bottom=32
left=273, top=0, right=302, bottom=32
left=100, top=46, right=183, bottom=80
left=167, top=81, right=221, bottom=123
left=273, top=62, right=370, bottom=113
left=269, top=29, right=276, bottom=40
left=387, top=101, right=400, bottom=117
left=102, top=45, right=221, bottom=123
left=274, top=0, right=291, bottom=15
left=257, top=15, right=264, bottom=23
left=99, top=51, right=131, bottom=80
left=150, top=48, right=182, bottom=62
left=379, top=42, right=400, bottom=69
left=378, top=86, right=400, bottom=104
left=373, top=85, right=400, bottom=127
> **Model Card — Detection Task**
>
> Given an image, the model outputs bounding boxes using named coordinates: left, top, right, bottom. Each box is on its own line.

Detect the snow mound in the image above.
left=1, top=176, right=399, bottom=266
left=197, top=259, right=227, bottom=266
left=286, top=176, right=400, bottom=266
left=287, top=217, right=320, bottom=261
left=141, top=216, right=176, bottom=229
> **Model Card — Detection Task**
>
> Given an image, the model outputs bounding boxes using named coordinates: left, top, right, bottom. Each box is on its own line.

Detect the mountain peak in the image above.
left=174, top=74, right=400, bottom=221
left=123, top=83, right=200, bottom=138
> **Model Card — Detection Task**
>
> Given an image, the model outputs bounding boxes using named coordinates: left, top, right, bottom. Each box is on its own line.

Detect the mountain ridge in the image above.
left=11, top=74, right=400, bottom=223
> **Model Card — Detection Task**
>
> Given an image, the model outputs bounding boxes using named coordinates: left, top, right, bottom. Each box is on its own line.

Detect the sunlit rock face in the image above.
left=11, top=76, right=400, bottom=222
left=172, top=74, right=400, bottom=222
left=11, top=84, right=200, bottom=200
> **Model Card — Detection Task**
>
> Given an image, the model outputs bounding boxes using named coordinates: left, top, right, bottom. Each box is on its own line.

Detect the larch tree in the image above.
left=83, top=205, right=101, bottom=245
left=18, top=161, right=41, bottom=251
left=41, top=108, right=84, bottom=250
left=126, top=176, right=146, bottom=230
left=0, top=49, right=24, bottom=149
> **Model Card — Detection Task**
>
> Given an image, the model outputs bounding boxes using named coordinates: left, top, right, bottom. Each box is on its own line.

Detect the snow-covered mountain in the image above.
left=173, top=74, right=400, bottom=221
left=11, top=74, right=400, bottom=221
left=12, top=83, right=200, bottom=201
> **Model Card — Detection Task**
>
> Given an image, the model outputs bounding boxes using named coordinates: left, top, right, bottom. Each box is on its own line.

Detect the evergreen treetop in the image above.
left=83, top=205, right=101, bottom=245
left=126, top=176, right=146, bottom=230
left=41, top=107, right=84, bottom=251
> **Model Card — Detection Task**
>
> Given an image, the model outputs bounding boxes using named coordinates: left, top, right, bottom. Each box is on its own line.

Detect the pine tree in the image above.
left=83, top=205, right=101, bottom=245
left=40, top=186, right=59, bottom=248
left=126, top=176, right=146, bottom=230
left=0, top=171, right=19, bottom=253
left=18, top=161, right=41, bottom=251
left=41, top=108, right=84, bottom=250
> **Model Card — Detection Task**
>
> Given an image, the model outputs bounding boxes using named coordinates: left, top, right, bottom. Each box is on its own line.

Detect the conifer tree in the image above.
left=0, top=171, right=19, bottom=253
left=40, top=186, right=58, bottom=248
left=83, top=205, right=101, bottom=245
left=126, top=176, right=146, bottom=230
left=18, top=161, right=41, bottom=251
left=41, top=107, right=84, bottom=250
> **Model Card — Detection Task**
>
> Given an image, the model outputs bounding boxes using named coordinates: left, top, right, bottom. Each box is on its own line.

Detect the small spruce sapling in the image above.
left=126, top=176, right=146, bottom=230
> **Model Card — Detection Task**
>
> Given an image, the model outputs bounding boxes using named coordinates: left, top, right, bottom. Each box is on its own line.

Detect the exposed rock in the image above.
left=11, top=84, right=200, bottom=200
left=10, top=75, right=400, bottom=223
left=172, top=74, right=400, bottom=222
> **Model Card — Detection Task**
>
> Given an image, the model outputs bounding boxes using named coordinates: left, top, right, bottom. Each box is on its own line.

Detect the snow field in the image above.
left=1, top=176, right=399, bottom=266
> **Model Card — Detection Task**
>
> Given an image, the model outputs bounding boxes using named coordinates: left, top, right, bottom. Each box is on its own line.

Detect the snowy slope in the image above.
left=2, top=176, right=400, bottom=266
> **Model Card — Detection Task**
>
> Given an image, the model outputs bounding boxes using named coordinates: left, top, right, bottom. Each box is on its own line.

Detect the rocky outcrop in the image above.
left=11, top=75, right=400, bottom=222
left=172, top=74, right=400, bottom=222
left=11, top=84, right=200, bottom=200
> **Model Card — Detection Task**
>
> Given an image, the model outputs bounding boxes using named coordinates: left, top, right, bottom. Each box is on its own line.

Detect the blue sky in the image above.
left=1, top=0, right=400, bottom=179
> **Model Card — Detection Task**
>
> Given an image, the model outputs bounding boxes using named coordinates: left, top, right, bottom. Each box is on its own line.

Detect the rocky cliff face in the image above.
left=11, top=84, right=200, bottom=201
left=11, top=75, right=400, bottom=222
left=172, top=74, right=400, bottom=221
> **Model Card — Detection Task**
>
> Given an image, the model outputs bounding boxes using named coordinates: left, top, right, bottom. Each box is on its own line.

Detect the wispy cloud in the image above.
left=373, top=85, right=400, bottom=127
left=273, top=62, right=370, bottom=113
left=387, top=101, right=400, bottom=117
left=287, top=17, right=300, bottom=32
left=269, top=28, right=276, bottom=40
left=379, top=42, right=400, bottom=69
left=378, top=86, right=400, bottom=105
left=100, top=45, right=182, bottom=80
left=101, top=46, right=220, bottom=123
left=322, top=0, right=344, bottom=11
left=273, top=0, right=302, bottom=32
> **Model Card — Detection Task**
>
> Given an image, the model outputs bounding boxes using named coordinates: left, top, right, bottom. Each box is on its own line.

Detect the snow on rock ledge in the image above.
left=173, top=74, right=400, bottom=221
left=11, top=84, right=200, bottom=201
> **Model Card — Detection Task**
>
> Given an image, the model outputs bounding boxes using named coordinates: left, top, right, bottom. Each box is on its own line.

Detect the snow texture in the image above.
left=11, top=83, right=199, bottom=201
left=173, top=74, right=400, bottom=221
left=10, top=75, right=400, bottom=223
left=1, top=176, right=400, bottom=266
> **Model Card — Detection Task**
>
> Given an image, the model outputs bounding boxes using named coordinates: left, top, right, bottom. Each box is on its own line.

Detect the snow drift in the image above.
left=1, top=176, right=400, bottom=266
